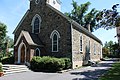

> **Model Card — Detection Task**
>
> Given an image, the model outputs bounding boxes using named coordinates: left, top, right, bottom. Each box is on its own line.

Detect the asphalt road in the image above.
left=0, top=59, right=117, bottom=80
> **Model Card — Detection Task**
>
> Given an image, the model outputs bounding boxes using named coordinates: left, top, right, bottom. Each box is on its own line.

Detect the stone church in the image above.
left=13, top=0, right=102, bottom=69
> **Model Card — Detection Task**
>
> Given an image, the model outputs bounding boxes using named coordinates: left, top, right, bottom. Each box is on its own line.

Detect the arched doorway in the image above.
left=18, top=41, right=26, bottom=64
left=20, top=45, right=25, bottom=63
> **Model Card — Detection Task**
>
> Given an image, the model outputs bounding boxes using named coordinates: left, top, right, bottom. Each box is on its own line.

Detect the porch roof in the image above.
left=14, top=31, right=44, bottom=47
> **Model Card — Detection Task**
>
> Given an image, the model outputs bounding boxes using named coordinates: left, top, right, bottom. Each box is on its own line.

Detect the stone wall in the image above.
left=14, top=0, right=72, bottom=60
left=72, top=25, right=102, bottom=69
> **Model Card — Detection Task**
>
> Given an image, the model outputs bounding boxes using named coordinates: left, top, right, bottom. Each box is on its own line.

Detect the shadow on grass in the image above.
left=100, top=62, right=120, bottom=80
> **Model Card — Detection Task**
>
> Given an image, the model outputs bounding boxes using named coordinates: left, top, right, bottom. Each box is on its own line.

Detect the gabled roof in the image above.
left=72, top=21, right=102, bottom=44
left=14, top=31, right=44, bottom=47
left=46, top=4, right=102, bottom=44
left=13, top=10, right=30, bottom=34
left=13, top=3, right=102, bottom=44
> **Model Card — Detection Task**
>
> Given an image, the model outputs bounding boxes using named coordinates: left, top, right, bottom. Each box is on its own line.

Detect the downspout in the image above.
left=70, top=20, right=74, bottom=69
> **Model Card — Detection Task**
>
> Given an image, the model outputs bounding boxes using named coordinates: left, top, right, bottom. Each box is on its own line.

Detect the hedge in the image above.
left=62, top=58, right=72, bottom=69
left=30, top=56, right=71, bottom=72
left=0, top=63, right=3, bottom=72
left=2, top=56, right=14, bottom=64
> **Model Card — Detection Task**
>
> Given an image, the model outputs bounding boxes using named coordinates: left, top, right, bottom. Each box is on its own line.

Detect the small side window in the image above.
left=34, top=48, right=40, bottom=56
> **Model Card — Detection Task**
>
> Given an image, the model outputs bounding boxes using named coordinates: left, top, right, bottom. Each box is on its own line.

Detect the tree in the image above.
left=102, top=47, right=109, bottom=55
left=96, top=4, right=120, bottom=29
left=65, top=0, right=99, bottom=32
left=0, top=22, right=7, bottom=43
left=0, top=22, right=7, bottom=56
left=103, top=41, right=120, bottom=58
left=5, top=36, right=14, bottom=48
left=107, top=41, right=114, bottom=55
left=111, top=42, right=119, bottom=56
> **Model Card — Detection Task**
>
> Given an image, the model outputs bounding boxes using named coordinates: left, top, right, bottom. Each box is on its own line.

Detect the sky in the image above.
left=0, top=0, right=120, bottom=44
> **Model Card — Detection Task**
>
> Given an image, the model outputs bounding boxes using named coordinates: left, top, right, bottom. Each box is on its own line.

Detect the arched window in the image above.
left=31, top=14, right=41, bottom=34
left=34, top=48, right=40, bottom=56
left=34, top=17, right=39, bottom=33
left=53, top=34, right=57, bottom=51
left=50, top=30, right=60, bottom=52
left=80, top=35, right=83, bottom=52
left=89, top=40, right=91, bottom=53
left=94, top=43, right=96, bottom=55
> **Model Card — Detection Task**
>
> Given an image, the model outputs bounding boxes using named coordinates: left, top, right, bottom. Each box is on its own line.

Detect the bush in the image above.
left=2, top=56, right=14, bottom=64
left=30, top=57, right=42, bottom=71
left=30, top=56, right=66, bottom=72
left=0, top=63, right=3, bottom=72
left=61, top=58, right=72, bottom=69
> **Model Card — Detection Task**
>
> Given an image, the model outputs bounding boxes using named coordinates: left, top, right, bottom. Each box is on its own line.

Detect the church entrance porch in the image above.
left=18, top=41, right=26, bottom=64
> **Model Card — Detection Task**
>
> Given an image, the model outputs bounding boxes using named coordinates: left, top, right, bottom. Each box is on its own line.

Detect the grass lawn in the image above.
left=99, top=62, right=120, bottom=80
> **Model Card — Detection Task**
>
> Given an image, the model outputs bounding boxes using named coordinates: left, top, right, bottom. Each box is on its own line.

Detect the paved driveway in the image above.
left=0, top=59, right=117, bottom=80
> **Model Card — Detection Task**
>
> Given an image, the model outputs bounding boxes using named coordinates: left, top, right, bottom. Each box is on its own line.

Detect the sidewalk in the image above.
left=69, top=59, right=117, bottom=80
left=0, top=58, right=117, bottom=80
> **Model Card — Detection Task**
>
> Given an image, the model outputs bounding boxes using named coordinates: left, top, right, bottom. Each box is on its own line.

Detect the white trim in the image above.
left=14, top=31, right=36, bottom=46
left=35, top=0, right=40, bottom=4
left=35, top=48, right=40, bottom=56
left=31, top=14, right=41, bottom=33
left=50, top=30, right=60, bottom=38
left=50, top=30, right=60, bottom=52
left=18, top=41, right=27, bottom=64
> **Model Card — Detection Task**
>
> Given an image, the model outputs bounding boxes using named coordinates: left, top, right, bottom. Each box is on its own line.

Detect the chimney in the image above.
left=87, top=24, right=91, bottom=32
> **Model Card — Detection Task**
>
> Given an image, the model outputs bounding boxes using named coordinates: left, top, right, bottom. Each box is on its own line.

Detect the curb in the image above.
left=57, top=69, right=73, bottom=73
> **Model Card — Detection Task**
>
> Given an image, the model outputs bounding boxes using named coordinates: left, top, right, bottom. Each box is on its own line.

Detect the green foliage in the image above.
left=2, top=56, right=14, bottom=64
left=0, top=22, right=7, bottom=56
left=5, top=36, right=14, bottom=48
left=0, top=63, right=3, bottom=72
left=102, top=47, right=109, bottom=57
left=99, top=62, right=120, bottom=80
left=84, top=8, right=98, bottom=31
left=30, top=57, right=41, bottom=71
left=0, top=22, right=7, bottom=43
left=96, top=4, right=120, bottom=29
left=103, top=41, right=120, bottom=58
left=61, top=58, right=72, bottom=69
left=65, top=0, right=99, bottom=32
left=30, top=56, right=71, bottom=72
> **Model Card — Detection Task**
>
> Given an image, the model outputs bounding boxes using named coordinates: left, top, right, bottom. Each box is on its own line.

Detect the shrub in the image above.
left=2, top=56, right=14, bottom=64
left=61, top=58, right=72, bottom=69
left=30, top=56, right=65, bottom=72
left=30, top=57, right=42, bottom=71
left=0, top=63, right=3, bottom=72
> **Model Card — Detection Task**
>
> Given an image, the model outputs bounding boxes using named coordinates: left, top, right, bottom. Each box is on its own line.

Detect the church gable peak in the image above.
left=29, top=0, right=61, bottom=11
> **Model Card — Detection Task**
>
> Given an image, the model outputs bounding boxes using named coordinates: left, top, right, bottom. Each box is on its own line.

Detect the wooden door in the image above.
left=21, top=45, right=25, bottom=64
